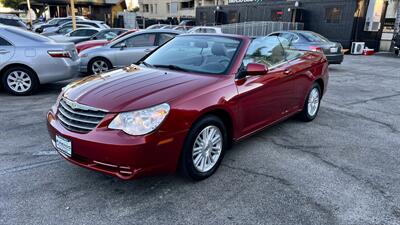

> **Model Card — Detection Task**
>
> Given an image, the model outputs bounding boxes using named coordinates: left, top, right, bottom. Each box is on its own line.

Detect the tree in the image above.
left=0, top=0, right=46, bottom=20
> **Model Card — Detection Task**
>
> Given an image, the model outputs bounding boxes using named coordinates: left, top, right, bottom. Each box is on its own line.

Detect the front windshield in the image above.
left=143, top=35, right=241, bottom=74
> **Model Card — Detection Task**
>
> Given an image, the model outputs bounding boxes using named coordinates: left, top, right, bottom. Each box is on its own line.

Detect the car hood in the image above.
left=62, top=66, right=220, bottom=112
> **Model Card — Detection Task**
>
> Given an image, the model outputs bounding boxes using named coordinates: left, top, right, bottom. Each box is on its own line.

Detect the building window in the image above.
left=181, top=0, right=194, bottom=9
left=326, top=7, right=342, bottom=23
left=228, top=11, right=239, bottom=23
left=166, top=3, right=170, bottom=13
left=150, top=4, right=153, bottom=13
left=142, top=4, right=149, bottom=13
left=271, top=9, right=284, bottom=21
left=154, top=4, right=157, bottom=14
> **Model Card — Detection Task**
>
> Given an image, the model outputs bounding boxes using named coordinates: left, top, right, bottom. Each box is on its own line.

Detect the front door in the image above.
left=235, top=36, right=295, bottom=135
left=111, top=33, right=157, bottom=67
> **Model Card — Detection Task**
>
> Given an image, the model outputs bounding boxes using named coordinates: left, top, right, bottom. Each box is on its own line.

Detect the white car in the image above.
left=187, top=26, right=223, bottom=34
left=50, top=28, right=101, bottom=43
left=43, top=20, right=109, bottom=34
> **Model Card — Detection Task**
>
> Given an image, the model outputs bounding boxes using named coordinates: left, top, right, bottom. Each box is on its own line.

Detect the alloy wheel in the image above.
left=307, top=87, right=320, bottom=117
left=91, top=60, right=109, bottom=74
left=6, top=71, right=32, bottom=93
left=192, top=125, right=223, bottom=173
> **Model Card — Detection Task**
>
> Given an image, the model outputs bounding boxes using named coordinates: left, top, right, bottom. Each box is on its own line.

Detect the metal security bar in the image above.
left=217, top=21, right=304, bottom=37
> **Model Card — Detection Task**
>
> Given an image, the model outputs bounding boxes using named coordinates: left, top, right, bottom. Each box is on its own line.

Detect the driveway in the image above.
left=0, top=55, right=399, bottom=225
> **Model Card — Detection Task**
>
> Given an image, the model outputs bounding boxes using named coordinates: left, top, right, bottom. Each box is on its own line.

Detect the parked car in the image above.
left=42, top=24, right=94, bottom=37
left=268, top=30, right=344, bottom=64
left=49, top=27, right=101, bottom=43
left=173, top=26, right=191, bottom=31
left=79, top=29, right=181, bottom=74
left=146, top=24, right=169, bottom=29
left=73, top=28, right=127, bottom=44
left=42, top=20, right=109, bottom=34
left=0, top=25, right=79, bottom=95
left=34, top=17, right=87, bottom=33
left=179, top=20, right=195, bottom=26
left=0, top=14, right=28, bottom=30
left=188, top=26, right=223, bottom=34
left=47, top=34, right=328, bottom=180
left=75, top=29, right=137, bottom=53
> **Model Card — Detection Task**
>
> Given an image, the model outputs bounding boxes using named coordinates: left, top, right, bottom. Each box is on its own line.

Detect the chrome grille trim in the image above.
left=57, top=98, right=107, bottom=133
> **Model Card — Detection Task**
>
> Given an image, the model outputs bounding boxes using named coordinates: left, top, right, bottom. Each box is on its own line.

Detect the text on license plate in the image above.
left=56, top=135, right=72, bottom=156
left=330, top=47, right=338, bottom=53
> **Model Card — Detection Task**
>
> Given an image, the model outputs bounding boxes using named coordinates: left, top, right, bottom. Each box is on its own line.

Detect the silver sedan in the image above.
left=0, top=25, right=80, bottom=95
left=78, top=29, right=181, bottom=74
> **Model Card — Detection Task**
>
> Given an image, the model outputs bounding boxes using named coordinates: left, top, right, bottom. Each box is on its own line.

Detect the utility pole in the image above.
left=26, top=0, right=32, bottom=27
left=395, top=0, right=400, bottom=33
left=70, top=0, right=77, bottom=30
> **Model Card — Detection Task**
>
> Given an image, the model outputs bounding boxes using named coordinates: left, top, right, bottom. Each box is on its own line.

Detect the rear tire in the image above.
left=180, top=115, right=228, bottom=181
left=298, top=83, right=321, bottom=122
left=2, top=66, right=38, bottom=95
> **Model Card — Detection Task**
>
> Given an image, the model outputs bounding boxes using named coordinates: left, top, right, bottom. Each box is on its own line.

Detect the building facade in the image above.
left=197, top=0, right=399, bottom=51
left=34, top=0, right=125, bottom=26
left=138, top=0, right=227, bottom=20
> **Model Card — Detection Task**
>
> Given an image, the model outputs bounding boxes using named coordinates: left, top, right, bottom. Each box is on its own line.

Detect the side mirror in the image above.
left=242, top=63, right=268, bottom=77
left=92, top=36, right=97, bottom=40
left=120, top=42, right=126, bottom=50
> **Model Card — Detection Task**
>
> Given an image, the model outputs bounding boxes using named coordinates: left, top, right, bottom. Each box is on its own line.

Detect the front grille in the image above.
left=57, top=98, right=107, bottom=133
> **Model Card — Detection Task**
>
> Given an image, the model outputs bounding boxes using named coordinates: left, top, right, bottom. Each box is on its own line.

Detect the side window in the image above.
left=158, top=33, right=176, bottom=45
left=243, top=36, right=286, bottom=68
left=0, top=36, right=12, bottom=46
left=279, top=33, right=298, bottom=43
left=85, top=30, right=98, bottom=36
left=124, top=34, right=156, bottom=47
left=69, top=30, right=86, bottom=36
left=205, top=28, right=217, bottom=33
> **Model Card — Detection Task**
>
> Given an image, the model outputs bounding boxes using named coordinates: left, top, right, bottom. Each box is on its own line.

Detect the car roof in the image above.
left=180, top=33, right=248, bottom=40
left=135, top=29, right=183, bottom=34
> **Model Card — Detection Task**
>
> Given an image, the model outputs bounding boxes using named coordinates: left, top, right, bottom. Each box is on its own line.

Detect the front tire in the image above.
left=2, top=66, right=38, bottom=95
left=298, top=83, right=321, bottom=122
left=180, top=115, right=228, bottom=181
left=88, top=58, right=112, bottom=75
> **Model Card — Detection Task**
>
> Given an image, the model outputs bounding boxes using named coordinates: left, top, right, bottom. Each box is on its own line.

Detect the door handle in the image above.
left=284, top=69, right=293, bottom=75
left=0, top=49, right=10, bottom=54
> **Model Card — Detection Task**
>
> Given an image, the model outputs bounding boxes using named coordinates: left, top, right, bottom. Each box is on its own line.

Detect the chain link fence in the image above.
left=217, top=21, right=304, bottom=37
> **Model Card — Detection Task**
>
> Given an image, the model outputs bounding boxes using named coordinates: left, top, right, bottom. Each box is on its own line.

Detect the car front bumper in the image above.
left=46, top=107, right=187, bottom=180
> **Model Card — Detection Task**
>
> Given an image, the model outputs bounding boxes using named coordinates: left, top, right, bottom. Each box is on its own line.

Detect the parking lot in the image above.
left=0, top=54, right=399, bottom=225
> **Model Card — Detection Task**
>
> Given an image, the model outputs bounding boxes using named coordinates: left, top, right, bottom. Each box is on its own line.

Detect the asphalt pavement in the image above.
left=0, top=55, right=399, bottom=225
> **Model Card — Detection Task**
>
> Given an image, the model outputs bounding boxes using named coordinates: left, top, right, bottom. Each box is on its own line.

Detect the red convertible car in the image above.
left=75, top=29, right=138, bottom=53
left=47, top=34, right=328, bottom=180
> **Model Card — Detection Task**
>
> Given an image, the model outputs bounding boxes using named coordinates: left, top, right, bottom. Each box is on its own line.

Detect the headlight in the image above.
left=108, top=103, right=170, bottom=136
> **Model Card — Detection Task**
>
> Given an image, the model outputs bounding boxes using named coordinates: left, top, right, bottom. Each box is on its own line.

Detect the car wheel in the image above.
left=88, top=58, right=112, bottom=75
left=2, top=66, right=38, bottom=95
left=180, top=115, right=227, bottom=180
left=298, top=83, right=321, bottom=122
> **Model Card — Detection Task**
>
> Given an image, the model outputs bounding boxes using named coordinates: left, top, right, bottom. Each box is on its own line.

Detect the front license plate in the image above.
left=330, top=47, right=338, bottom=53
left=55, top=135, right=72, bottom=157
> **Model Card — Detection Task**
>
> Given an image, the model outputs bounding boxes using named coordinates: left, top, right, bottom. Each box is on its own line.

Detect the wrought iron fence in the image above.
left=217, top=21, right=304, bottom=37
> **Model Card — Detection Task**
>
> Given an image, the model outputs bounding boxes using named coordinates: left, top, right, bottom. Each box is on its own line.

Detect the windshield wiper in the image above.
left=140, top=61, right=154, bottom=68
left=153, top=64, right=188, bottom=72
